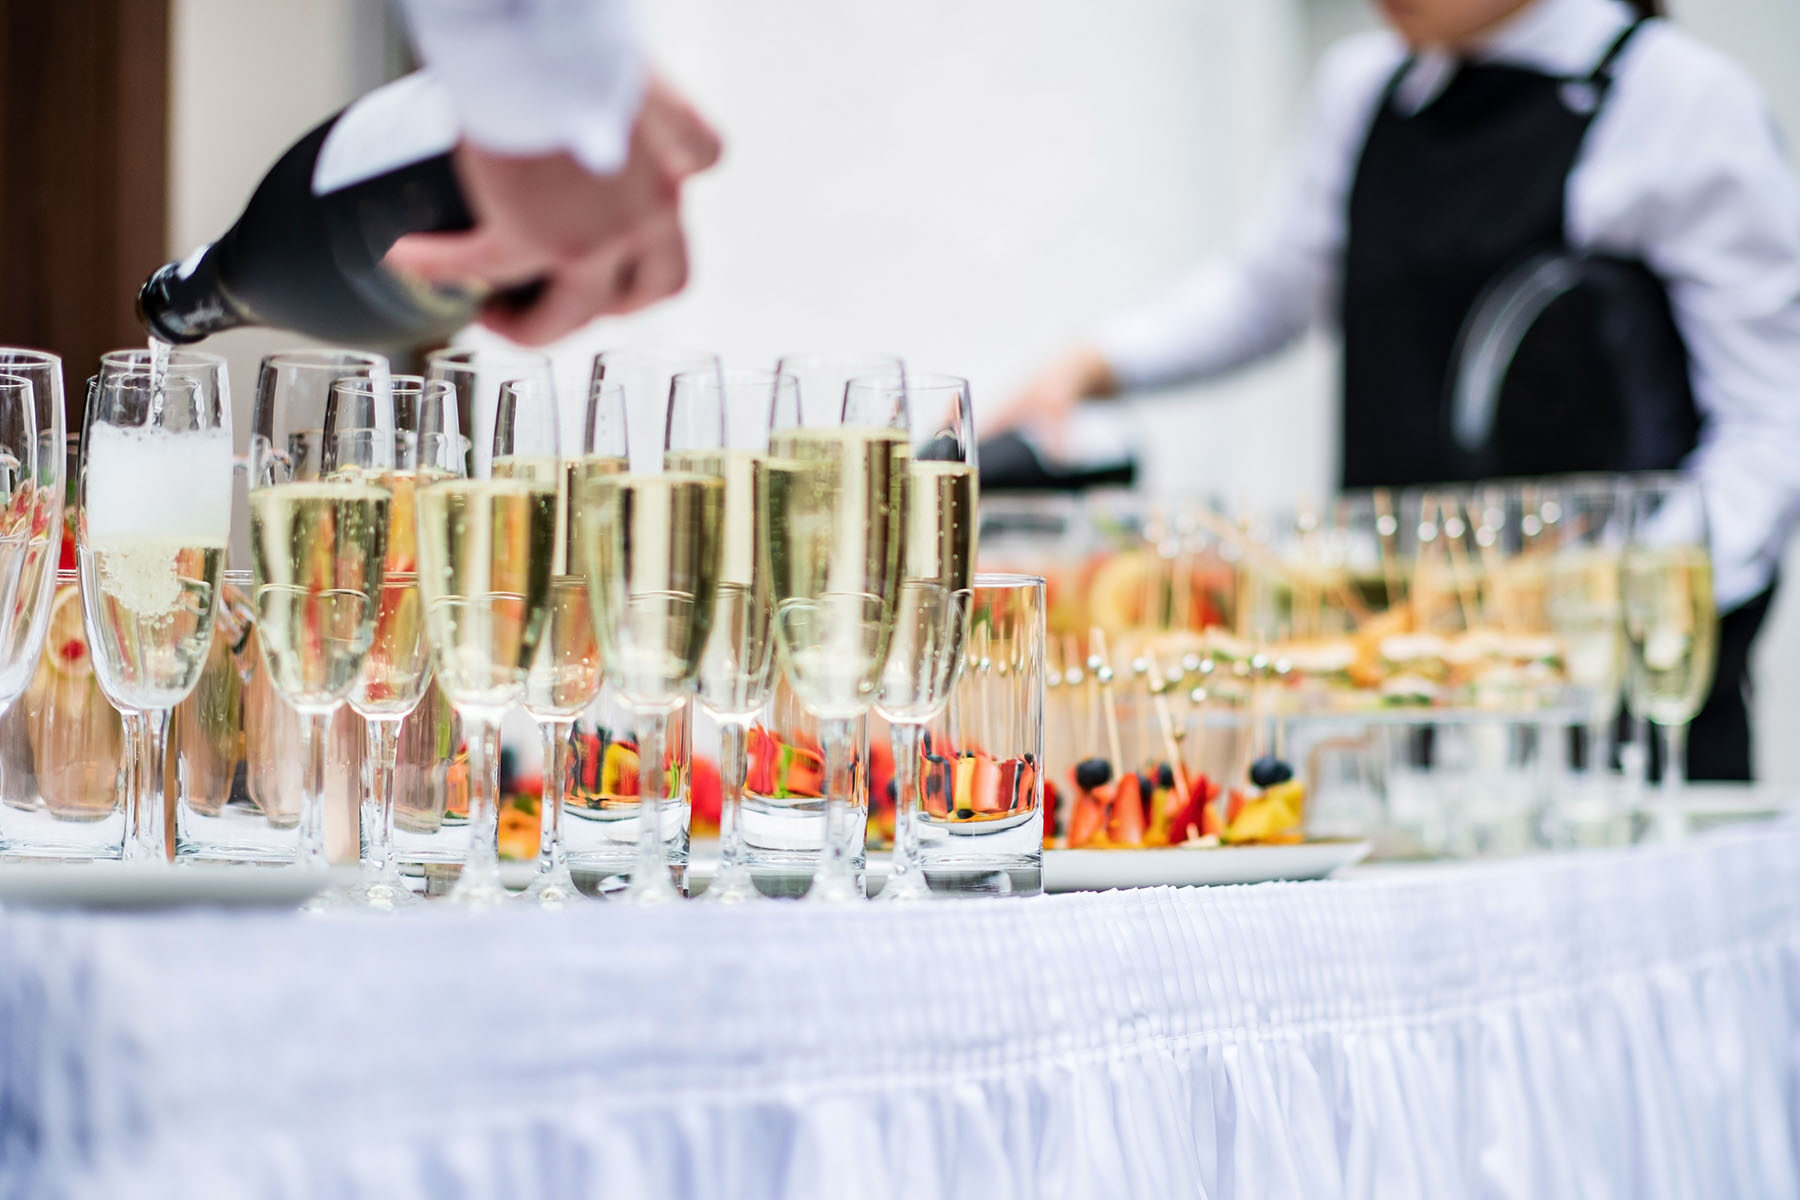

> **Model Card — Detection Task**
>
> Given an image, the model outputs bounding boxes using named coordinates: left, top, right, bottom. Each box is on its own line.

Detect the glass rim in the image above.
left=0, top=348, right=61, bottom=369
left=101, top=346, right=228, bottom=370
left=426, top=344, right=550, bottom=370
left=331, top=374, right=441, bottom=394
left=670, top=366, right=790, bottom=388
left=973, top=571, right=1046, bottom=591
left=260, top=348, right=387, bottom=371
left=0, top=373, right=33, bottom=395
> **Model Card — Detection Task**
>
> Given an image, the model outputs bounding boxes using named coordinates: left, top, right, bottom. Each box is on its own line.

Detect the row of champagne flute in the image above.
left=69, top=344, right=980, bottom=907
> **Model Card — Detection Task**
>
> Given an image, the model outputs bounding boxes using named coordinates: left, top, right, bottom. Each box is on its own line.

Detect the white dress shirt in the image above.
left=1095, top=0, right=1800, bottom=610
left=392, top=0, right=644, bottom=175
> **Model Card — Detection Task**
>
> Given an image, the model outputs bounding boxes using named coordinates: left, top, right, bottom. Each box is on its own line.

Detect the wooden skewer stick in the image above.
left=1438, top=495, right=1484, bottom=634
left=1146, top=653, right=1191, bottom=802
left=1092, top=627, right=1126, bottom=775
left=1372, top=487, right=1407, bottom=614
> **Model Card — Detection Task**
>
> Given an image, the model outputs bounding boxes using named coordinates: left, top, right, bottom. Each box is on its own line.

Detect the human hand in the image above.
left=385, top=74, right=721, bottom=344
left=983, top=347, right=1119, bottom=450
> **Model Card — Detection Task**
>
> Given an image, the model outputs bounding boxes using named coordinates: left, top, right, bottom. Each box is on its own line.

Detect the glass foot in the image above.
left=699, top=864, right=761, bottom=904
left=806, top=869, right=863, bottom=904
left=624, top=864, right=682, bottom=905
left=516, top=865, right=585, bottom=910
left=874, top=866, right=930, bottom=903
left=448, top=865, right=511, bottom=910
left=345, top=871, right=421, bottom=911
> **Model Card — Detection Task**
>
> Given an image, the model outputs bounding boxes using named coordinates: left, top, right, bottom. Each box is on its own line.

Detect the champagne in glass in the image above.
left=80, top=353, right=233, bottom=861
left=342, top=376, right=462, bottom=909
left=861, top=373, right=977, bottom=900
left=1621, top=475, right=1716, bottom=840
left=667, top=368, right=782, bottom=903
left=416, top=474, right=558, bottom=905
left=492, top=378, right=609, bottom=907
left=766, top=370, right=910, bottom=899
left=248, top=349, right=390, bottom=870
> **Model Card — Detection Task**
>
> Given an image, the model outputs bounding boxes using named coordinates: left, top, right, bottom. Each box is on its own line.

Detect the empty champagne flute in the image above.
left=0, top=350, right=66, bottom=715
left=667, top=368, right=782, bottom=903
left=340, top=376, right=462, bottom=908
left=1621, top=473, right=1716, bottom=841
left=580, top=372, right=726, bottom=903
left=862, top=373, right=978, bottom=901
left=248, top=350, right=392, bottom=869
left=416, top=374, right=559, bottom=907
left=496, top=377, right=611, bottom=908
left=591, top=348, right=721, bottom=471
left=766, top=363, right=910, bottom=902
left=81, top=351, right=233, bottom=862
left=425, top=346, right=554, bottom=479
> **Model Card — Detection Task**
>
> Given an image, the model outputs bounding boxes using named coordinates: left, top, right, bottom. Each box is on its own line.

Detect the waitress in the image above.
left=992, top=0, right=1800, bottom=781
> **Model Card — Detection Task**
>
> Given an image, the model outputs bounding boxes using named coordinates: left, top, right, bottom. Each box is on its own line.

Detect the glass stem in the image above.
left=1660, top=720, right=1689, bottom=840
left=629, top=709, right=676, bottom=899
left=134, top=708, right=171, bottom=862
left=362, top=718, right=402, bottom=876
left=813, top=716, right=860, bottom=899
left=463, top=715, right=503, bottom=881
left=538, top=718, right=573, bottom=877
left=889, top=722, right=924, bottom=878
left=715, top=719, right=749, bottom=873
left=296, top=710, right=331, bottom=869
left=119, top=710, right=144, bottom=860
left=1585, top=718, right=1611, bottom=779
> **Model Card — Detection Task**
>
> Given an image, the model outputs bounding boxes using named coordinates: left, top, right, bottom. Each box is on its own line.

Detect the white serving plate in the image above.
left=1043, top=840, right=1372, bottom=892
left=0, top=862, right=346, bottom=910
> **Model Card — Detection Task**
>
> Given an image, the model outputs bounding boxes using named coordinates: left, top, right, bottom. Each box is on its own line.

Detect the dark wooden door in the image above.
left=0, top=0, right=169, bottom=427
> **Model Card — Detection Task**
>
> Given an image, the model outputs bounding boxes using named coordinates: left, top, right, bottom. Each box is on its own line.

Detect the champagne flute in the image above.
left=340, top=376, right=462, bottom=908
left=667, top=368, right=782, bottom=903
left=248, top=349, right=391, bottom=869
left=416, top=374, right=559, bottom=907
left=864, top=373, right=979, bottom=901
left=425, top=346, right=554, bottom=479
left=0, top=350, right=66, bottom=715
left=496, top=377, right=612, bottom=908
left=591, top=348, right=721, bottom=472
left=580, top=371, right=725, bottom=904
left=80, top=351, right=233, bottom=862
left=766, top=363, right=910, bottom=902
left=1621, top=473, right=1716, bottom=841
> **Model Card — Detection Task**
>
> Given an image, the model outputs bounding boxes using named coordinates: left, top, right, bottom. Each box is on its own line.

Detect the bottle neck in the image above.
left=136, top=247, right=246, bottom=345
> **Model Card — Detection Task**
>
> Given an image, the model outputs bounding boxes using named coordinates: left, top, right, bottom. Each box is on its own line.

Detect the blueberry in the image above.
left=1156, top=763, right=1176, bottom=790
left=1074, top=757, right=1112, bottom=790
left=1249, top=755, right=1294, bottom=789
left=1136, top=771, right=1155, bottom=798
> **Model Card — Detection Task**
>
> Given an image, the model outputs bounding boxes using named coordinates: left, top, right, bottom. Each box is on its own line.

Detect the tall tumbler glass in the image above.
left=913, top=573, right=1045, bottom=897
left=80, top=353, right=233, bottom=862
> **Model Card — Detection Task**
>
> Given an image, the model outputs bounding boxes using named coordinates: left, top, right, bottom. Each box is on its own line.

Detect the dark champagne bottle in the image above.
left=139, top=74, right=521, bottom=347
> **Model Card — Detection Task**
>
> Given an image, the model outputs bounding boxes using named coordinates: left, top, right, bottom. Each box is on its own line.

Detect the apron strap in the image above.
left=1588, top=16, right=1648, bottom=86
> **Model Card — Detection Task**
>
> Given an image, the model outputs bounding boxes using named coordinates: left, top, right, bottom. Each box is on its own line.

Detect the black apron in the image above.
left=1339, top=18, right=1768, bottom=779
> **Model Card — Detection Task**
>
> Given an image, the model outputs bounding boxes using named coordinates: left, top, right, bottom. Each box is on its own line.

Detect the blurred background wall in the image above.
left=162, top=0, right=1800, bottom=782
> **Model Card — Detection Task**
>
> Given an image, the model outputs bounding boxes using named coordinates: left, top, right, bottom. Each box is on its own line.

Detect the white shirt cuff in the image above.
left=395, top=0, right=645, bottom=175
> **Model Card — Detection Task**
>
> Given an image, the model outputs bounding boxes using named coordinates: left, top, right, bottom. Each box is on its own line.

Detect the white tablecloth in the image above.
left=4, top=826, right=1799, bottom=1199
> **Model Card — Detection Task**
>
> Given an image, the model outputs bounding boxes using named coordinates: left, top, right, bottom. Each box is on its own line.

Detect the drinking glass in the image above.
left=865, top=373, right=978, bottom=901
left=498, top=377, right=607, bottom=908
left=425, top=346, right=554, bottom=479
left=1544, top=477, right=1627, bottom=839
left=914, top=573, right=1045, bottom=896
left=773, top=352, right=905, bottom=428
left=0, top=350, right=66, bottom=717
left=668, top=369, right=782, bottom=903
left=590, top=348, right=721, bottom=472
left=248, top=349, right=392, bottom=869
left=339, top=376, right=462, bottom=908
left=1621, top=473, right=1716, bottom=840
left=580, top=373, right=725, bottom=904
left=80, top=351, right=233, bottom=862
left=416, top=369, right=559, bottom=907
left=766, top=359, right=910, bottom=902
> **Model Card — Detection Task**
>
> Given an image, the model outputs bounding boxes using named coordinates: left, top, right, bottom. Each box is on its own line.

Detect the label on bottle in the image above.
left=312, top=72, right=460, bottom=197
